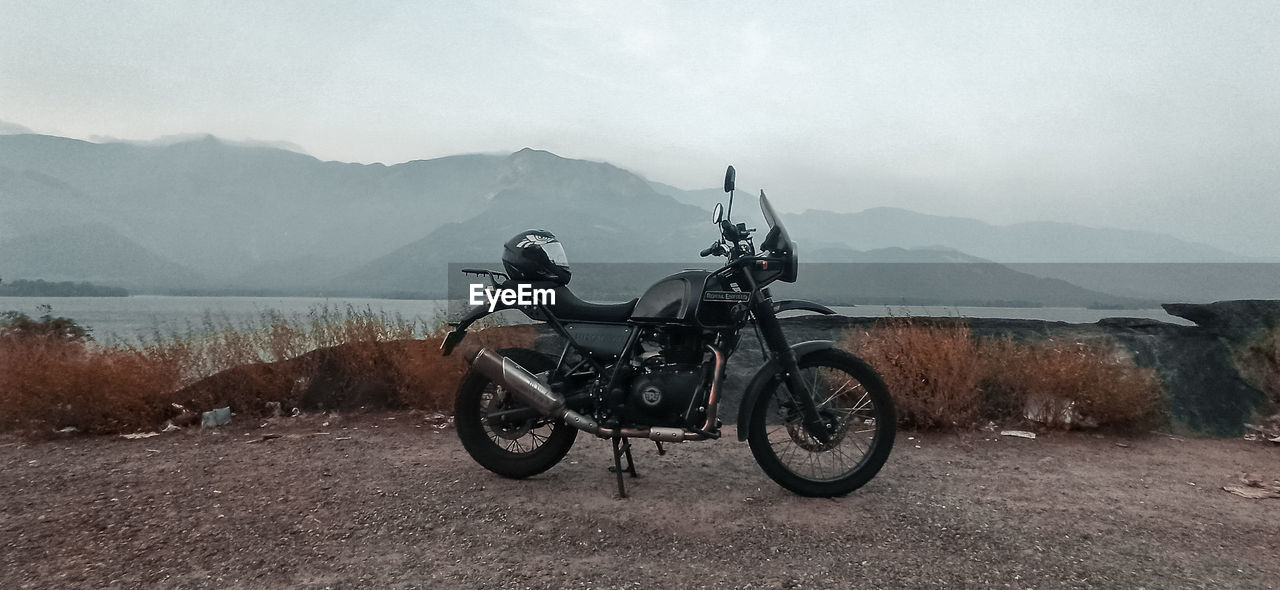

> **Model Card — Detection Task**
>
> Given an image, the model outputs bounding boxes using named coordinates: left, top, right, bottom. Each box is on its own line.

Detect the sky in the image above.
left=2, top=1, right=1278, bottom=257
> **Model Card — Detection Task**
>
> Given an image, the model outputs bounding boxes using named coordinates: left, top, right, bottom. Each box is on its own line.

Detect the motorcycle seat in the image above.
left=550, top=285, right=638, bottom=323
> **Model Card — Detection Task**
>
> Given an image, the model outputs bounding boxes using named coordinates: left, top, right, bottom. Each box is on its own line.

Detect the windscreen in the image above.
left=759, top=191, right=793, bottom=252
left=760, top=190, right=780, bottom=230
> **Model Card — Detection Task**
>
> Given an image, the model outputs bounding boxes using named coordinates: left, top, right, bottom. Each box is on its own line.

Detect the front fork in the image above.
left=752, top=295, right=835, bottom=443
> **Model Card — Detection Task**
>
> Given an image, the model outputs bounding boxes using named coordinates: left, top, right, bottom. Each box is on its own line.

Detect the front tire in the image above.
left=747, top=348, right=896, bottom=497
left=454, top=348, right=578, bottom=478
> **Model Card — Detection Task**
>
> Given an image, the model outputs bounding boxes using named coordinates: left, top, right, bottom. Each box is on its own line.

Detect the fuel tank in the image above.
left=630, top=270, right=747, bottom=328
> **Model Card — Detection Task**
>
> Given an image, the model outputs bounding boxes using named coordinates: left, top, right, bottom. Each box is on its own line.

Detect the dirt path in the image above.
left=2, top=412, right=1277, bottom=589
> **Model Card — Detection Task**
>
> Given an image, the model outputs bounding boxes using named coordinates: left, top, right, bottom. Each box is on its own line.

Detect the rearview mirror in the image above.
left=712, top=202, right=723, bottom=224
left=723, top=165, right=735, bottom=193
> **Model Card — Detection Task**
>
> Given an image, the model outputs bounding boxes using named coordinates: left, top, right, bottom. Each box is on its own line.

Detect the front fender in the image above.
left=773, top=299, right=838, bottom=315
left=735, top=340, right=835, bottom=440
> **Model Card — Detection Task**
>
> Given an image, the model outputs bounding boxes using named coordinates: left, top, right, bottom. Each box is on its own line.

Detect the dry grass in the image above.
left=980, top=337, right=1165, bottom=430
left=0, top=336, right=181, bottom=434
left=844, top=317, right=1166, bottom=431
left=840, top=318, right=982, bottom=429
left=143, top=305, right=430, bottom=384
left=0, top=306, right=531, bottom=436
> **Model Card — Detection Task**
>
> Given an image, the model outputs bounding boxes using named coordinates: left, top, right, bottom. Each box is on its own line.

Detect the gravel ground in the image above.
left=2, top=412, right=1278, bottom=589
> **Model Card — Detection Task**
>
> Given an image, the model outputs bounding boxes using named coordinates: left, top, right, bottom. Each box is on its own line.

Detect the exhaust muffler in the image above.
left=468, top=348, right=600, bottom=432
left=467, top=347, right=716, bottom=442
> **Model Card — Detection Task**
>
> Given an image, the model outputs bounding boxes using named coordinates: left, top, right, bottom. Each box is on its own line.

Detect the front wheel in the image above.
left=747, top=349, right=896, bottom=497
left=454, top=348, right=577, bottom=478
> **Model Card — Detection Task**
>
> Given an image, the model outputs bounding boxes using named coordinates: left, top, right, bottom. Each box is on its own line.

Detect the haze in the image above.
left=2, top=1, right=1277, bottom=257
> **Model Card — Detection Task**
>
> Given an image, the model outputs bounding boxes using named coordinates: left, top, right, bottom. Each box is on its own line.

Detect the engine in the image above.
left=626, top=361, right=705, bottom=428
left=620, top=326, right=711, bottom=428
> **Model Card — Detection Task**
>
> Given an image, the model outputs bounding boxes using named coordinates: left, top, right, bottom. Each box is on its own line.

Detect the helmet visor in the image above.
left=542, top=241, right=568, bottom=267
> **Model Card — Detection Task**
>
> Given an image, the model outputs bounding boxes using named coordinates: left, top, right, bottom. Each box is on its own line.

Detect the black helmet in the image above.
left=502, top=229, right=571, bottom=285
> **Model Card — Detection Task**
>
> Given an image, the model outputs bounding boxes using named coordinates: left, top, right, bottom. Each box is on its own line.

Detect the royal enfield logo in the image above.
left=516, top=234, right=555, bottom=248
left=469, top=283, right=557, bottom=312
left=703, top=290, right=751, bottom=302
left=640, top=385, right=662, bottom=406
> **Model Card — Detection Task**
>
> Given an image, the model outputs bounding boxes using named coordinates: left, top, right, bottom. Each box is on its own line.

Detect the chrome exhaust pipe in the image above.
left=468, top=348, right=600, bottom=432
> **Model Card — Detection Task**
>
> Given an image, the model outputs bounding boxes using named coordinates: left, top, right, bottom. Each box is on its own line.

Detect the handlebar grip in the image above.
left=699, top=245, right=717, bottom=257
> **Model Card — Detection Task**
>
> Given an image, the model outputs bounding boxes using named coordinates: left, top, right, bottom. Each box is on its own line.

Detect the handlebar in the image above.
left=700, top=243, right=722, bottom=257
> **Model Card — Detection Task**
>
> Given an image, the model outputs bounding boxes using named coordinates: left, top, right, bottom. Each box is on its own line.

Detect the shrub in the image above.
left=0, top=336, right=179, bottom=434
left=842, top=318, right=983, bottom=429
left=843, top=319, right=1166, bottom=431
left=1, top=308, right=92, bottom=342
left=390, top=325, right=538, bottom=411
left=1, top=304, right=531, bottom=436
left=979, top=338, right=1164, bottom=430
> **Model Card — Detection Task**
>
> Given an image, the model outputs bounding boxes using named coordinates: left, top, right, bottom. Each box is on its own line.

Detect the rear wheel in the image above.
left=454, top=348, right=578, bottom=478
left=747, top=349, right=896, bottom=497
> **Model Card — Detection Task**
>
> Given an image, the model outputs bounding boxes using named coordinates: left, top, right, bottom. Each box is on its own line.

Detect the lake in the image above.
left=0, top=296, right=450, bottom=344
left=0, top=295, right=1193, bottom=344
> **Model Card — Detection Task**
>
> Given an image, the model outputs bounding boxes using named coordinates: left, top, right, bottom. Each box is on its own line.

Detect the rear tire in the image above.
left=747, top=348, right=896, bottom=497
left=454, top=348, right=578, bottom=478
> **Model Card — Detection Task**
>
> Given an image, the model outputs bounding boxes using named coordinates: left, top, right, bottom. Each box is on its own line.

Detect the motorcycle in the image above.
left=440, top=166, right=895, bottom=497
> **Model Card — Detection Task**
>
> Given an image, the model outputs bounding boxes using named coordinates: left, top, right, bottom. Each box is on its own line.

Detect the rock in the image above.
left=1000, top=430, right=1037, bottom=439
left=1163, top=300, right=1280, bottom=343
left=1223, top=485, right=1280, bottom=499
left=202, top=407, right=232, bottom=428
left=121, top=432, right=160, bottom=439
left=1222, top=472, right=1280, bottom=499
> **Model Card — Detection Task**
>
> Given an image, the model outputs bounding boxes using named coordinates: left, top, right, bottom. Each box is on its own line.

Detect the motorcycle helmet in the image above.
left=502, top=229, right=571, bottom=285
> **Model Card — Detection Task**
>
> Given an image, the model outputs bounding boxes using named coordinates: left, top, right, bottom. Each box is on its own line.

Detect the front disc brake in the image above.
left=782, top=406, right=849, bottom=452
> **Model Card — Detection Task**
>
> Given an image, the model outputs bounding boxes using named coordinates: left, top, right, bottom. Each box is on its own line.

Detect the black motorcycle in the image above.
left=440, top=166, right=895, bottom=497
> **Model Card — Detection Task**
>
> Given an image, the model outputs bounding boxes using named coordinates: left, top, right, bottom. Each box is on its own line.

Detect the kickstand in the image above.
left=609, top=435, right=638, bottom=497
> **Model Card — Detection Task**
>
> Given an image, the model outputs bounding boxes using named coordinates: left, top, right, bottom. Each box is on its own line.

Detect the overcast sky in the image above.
left=3, top=1, right=1278, bottom=256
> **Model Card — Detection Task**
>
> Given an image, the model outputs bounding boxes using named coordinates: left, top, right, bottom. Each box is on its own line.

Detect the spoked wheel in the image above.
left=454, top=348, right=577, bottom=478
left=747, top=348, right=896, bottom=497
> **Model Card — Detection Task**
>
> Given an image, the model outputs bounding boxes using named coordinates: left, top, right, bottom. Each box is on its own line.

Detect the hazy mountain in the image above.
left=807, top=246, right=990, bottom=263
left=0, top=164, right=95, bottom=241
left=784, top=207, right=1246, bottom=263
left=0, top=223, right=206, bottom=290
left=0, top=120, right=33, bottom=135
left=336, top=149, right=715, bottom=295
left=0, top=134, right=507, bottom=281
left=335, top=150, right=1146, bottom=307
left=2, top=129, right=1263, bottom=303
left=648, top=178, right=1250, bottom=263
left=768, top=262, right=1149, bottom=308
left=1005, top=263, right=1280, bottom=304
left=646, top=180, right=723, bottom=210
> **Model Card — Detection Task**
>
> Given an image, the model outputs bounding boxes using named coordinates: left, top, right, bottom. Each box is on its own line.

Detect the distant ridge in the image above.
left=783, top=206, right=1246, bottom=263
left=0, top=130, right=1269, bottom=302
left=0, top=223, right=206, bottom=290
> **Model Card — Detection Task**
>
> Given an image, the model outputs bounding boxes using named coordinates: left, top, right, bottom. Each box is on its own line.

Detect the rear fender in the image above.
left=440, top=278, right=548, bottom=356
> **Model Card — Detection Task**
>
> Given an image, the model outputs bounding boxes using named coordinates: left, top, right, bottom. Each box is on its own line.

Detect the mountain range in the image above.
left=0, top=131, right=1270, bottom=304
